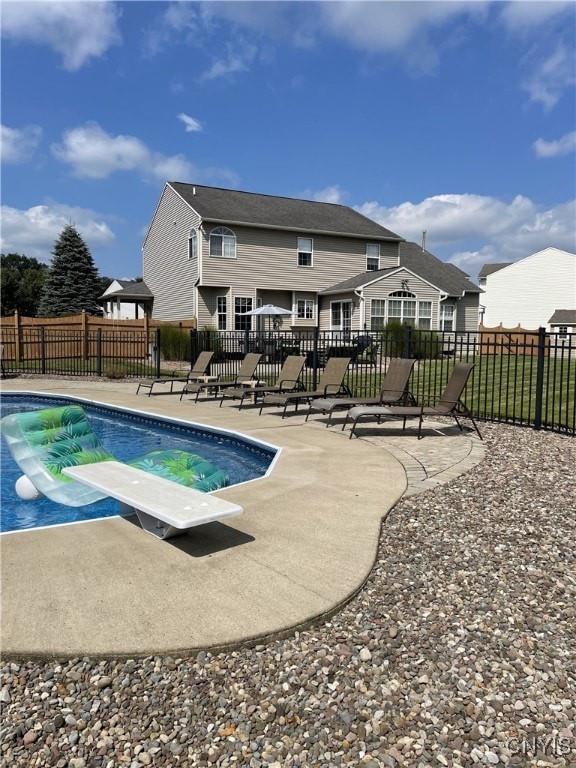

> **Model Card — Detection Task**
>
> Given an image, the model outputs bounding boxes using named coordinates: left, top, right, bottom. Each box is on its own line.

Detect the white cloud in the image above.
left=533, top=131, right=576, bottom=158
left=357, top=193, right=576, bottom=278
left=177, top=113, right=203, bottom=133
left=521, top=43, right=576, bottom=111
left=1, top=124, right=42, bottom=164
left=0, top=203, right=115, bottom=262
left=1, top=1, right=121, bottom=71
left=499, top=1, right=574, bottom=30
left=200, top=40, right=258, bottom=82
left=51, top=122, right=195, bottom=181
left=302, top=186, right=346, bottom=205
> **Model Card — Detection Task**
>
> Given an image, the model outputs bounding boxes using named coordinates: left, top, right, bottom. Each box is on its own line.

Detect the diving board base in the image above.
left=62, top=461, right=243, bottom=540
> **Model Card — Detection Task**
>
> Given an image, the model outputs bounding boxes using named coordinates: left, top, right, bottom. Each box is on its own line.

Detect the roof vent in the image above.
left=192, top=186, right=196, bottom=195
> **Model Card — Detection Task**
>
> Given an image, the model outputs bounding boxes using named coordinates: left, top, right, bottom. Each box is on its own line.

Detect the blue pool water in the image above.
left=1, top=394, right=277, bottom=533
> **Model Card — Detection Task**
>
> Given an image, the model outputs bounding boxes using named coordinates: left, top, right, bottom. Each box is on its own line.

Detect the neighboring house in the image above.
left=478, top=247, right=576, bottom=330
left=142, top=182, right=481, bottom=333
left=548, top=310, right=576, bottom=338
left=100, top=279, right=153, bottom=320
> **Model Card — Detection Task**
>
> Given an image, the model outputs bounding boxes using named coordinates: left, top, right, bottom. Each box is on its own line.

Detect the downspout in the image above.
left=354, top=289, right=365, bottom=330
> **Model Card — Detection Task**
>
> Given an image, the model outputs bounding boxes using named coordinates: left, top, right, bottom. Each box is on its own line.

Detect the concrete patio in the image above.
left=0, top=378, right=484, bottom=659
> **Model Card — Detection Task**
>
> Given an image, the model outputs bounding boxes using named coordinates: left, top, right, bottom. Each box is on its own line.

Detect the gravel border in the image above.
left=1, top=422, right=575, bottom=767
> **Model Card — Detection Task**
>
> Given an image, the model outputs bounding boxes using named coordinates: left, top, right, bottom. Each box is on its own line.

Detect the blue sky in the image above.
left=2, top=0, right=575, bottom=283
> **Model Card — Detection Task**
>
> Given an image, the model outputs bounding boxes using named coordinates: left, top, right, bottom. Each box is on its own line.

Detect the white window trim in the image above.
left=366, top=243, right=380, bottom=271
left=210, top=227, right=236, bottom=259
left=217, top=295, right=227, bottom=331
left=297, top=299, right=314, bottom=320
left=188, top=229, right=198, bottom=260
left=297, top=237, right=313, bottom=268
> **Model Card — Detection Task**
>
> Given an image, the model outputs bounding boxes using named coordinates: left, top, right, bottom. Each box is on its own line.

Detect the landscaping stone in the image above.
left=1, top=423, right=574, bottom=767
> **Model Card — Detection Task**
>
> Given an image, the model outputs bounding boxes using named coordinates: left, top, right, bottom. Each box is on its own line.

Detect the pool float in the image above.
left=1, top=405, right=229, bottom=507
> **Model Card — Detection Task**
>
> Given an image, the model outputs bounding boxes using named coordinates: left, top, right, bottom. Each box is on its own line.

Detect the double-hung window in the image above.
left=418, top=301, right=432, bottom=329
left=217, top=296, right=227, bottom=331
left=440, top=304, right=455, bottom=332
left=188, top=229, right=198, bottom=260
left=210, top=227, right=236, bottom=258
left=366, top=243, right=380, bottom=271
left=370, top=299, right=386, bottom=331
left=297, top=237, right=313, bottom=267
left=297, top=299, right=314, bottom=320
left=388, top=291, right=416, bottom=324
left=234, top=297, right=252, bottom=330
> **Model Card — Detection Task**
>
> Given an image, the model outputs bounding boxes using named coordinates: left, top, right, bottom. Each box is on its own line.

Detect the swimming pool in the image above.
left=1, top=394, right=277, bottom=533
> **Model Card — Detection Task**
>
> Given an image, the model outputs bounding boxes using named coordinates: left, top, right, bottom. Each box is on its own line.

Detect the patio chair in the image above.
left=305, top=357, right=417, bottom=426
left=345, top=361, right=482, bottom=440
left=136, top=350, right=215, bottom=396
left=219, top=355, right=306, bottom=409
left=180, top=352, right=262, bottom=403
left=260, top=356, right=352, bottom=418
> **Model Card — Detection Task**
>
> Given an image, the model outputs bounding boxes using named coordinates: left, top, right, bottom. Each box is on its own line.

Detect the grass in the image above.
left=341, top=355, right=575, bottom=433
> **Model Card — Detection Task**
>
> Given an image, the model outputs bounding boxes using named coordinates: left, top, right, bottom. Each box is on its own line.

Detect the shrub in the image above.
left=158, top=325, right=191, bottom=361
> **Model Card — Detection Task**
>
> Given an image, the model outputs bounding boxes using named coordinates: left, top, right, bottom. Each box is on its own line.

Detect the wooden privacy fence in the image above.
left=0, top=312, right=196, bottom=363
left=478, top=323, right=545, bottom=356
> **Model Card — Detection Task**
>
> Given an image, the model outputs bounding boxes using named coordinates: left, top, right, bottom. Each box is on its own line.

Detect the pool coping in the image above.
left=1, top=379, right=408, bottom=659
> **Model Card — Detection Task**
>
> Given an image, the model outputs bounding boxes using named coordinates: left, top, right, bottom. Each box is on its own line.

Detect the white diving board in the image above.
left=62, top=461, right=243, bottom=540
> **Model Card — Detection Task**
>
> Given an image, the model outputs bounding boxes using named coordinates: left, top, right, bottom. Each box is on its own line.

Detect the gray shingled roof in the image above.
left=100, top=280, right=153, bottom=300
left=549, top=309, right=576, bottom=324
left=478, top=262, right=512, bottom=278
left=169, top=182, right=402, bottom=241
left=320, top=242, right=480, bottom=297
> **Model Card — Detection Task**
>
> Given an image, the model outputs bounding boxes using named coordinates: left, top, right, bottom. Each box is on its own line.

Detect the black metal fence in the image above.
left=1, top=326, right=574, bottom=435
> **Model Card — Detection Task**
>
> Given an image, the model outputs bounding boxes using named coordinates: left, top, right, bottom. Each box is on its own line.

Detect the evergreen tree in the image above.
left=37, top=225, right=103, bottom=317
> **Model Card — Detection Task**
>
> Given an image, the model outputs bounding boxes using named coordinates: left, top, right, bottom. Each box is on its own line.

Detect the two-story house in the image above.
left=478, top=247, right=576, bottom=330
left=142, top=182, right=480, bottom=333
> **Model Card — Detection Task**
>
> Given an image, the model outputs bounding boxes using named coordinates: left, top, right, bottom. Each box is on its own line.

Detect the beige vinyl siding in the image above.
left=199, top=225, right=400, bottom=292
left=196, top=288, right=231, bottom=330
left=143, top=186, right=201, bottom=320
left=454, top=293, right=480, bottom=332
left=317, top=292, right=361, bottom=332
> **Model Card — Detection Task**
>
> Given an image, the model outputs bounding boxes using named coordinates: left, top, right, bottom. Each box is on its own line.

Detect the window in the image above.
left=366, top=243, right=380, bottom=271
left=370, top=299, right=386, bottom=331
left=217, top=296, right=227, bottom=331
left=557, top=325, right=568, bottom=339
left=210, top=227, right=236, bottom=258
left=297, top=299, right=314, bottom=320
left=297, top=237, right=313, bottom=267
left=440, top=303, right=455, bottom=332
left=388, top=291, right=416, bottom=324
left=331, top=301, right=352, bottom=331
left=234, top=297, right=252, bottom=330
left=188, top=229, right=198, bottom=260
left=418, top=301, right=432, bottom=329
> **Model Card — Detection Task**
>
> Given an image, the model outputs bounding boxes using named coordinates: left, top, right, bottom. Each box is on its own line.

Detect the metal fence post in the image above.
left=155, top=328, right=161, bottom=378
left=40, top=327, right=46, bottom=374
left=96, top=328, right=102, bottom=377
left=534, top=326, right=546, bottom=430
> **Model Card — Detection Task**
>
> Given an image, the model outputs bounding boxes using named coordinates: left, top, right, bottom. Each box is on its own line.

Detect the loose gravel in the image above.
left=1, top=423, right=575, bottom=768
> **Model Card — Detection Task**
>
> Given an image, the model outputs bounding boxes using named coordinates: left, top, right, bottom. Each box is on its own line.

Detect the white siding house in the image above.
left=479, top=247, right=576, bottom=330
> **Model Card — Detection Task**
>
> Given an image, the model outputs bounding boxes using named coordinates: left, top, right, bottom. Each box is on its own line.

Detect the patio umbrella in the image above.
left=241, top=304, right=293, bottom=331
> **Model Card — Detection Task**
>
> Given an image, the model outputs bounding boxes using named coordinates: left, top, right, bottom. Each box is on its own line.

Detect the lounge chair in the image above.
left=180, top=352, right=262, bottom=403
left=345, top=361, right=482, bottom=440
left=219, top=355, right=306, bottom=408
left=305, top=357, right=417, bottom=426
left=136, top=350, right=215, bottom=396
left=260, top=356, right=352, bottom=418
